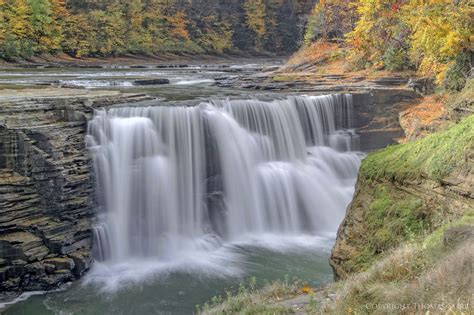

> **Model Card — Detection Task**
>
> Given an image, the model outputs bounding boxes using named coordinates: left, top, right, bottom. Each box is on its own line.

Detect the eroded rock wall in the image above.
left=330, top=174, right=473, bottom=280
left=0, top=91, right=151, bottom=291
left=330, top=114, right=474, bottom=280
left=351, top=89, right=420, bottom=151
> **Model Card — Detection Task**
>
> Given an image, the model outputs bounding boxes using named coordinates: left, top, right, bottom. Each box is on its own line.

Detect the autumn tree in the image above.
left=61, top=13, right=94, bottom=57
left=87, top=5, right=126, bottom=56
left=0, top=0, right=6, bottom=44
left=304, top=0, right=357, bottom=44
left=244, top=0, right=267, bottom=51
left=402, top=0, right=472, bottom=86
left=347, top=0, right=411, bottom=70
left=0, top=0, right=315, bottom=58
left=1, top=0, right=33, bottom=59
left=346, top=0, right=472, bottom=89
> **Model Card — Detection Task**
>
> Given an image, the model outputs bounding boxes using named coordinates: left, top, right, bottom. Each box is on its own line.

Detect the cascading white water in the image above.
left=86, top=94, right=361, bottom=263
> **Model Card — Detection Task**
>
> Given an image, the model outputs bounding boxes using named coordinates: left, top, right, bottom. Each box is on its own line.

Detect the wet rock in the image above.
left=24, top=262, right=46, bottom=276
left=241, top=84, right=256, bottom=89
left=69, top=250, right=93, bottom=277
left=134, top=78, right=170, bottom=85
left=43, top=263, right=56, bottom=274
left=370, top=76, right=408, bottom=86
left=0, top=232, right=49, bottom=263
left=42, top=258, right=75, bottom=271
left=214, top=75, right=231, bottom=81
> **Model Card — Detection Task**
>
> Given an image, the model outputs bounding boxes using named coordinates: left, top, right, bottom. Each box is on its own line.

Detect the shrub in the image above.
left=382, top=47, right=411, bottom=71
left=443, top=53, right=472, bottom=91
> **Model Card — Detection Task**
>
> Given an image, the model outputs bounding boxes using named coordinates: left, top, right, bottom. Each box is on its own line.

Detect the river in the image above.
left=1, top=62, right=361, bottom=314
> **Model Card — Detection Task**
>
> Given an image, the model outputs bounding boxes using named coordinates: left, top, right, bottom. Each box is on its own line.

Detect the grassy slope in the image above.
left=325, top=212, right=474, bottom=314
left=200, top=213, right=473, bottom=315
left=361, top=114, right=473, bottom=182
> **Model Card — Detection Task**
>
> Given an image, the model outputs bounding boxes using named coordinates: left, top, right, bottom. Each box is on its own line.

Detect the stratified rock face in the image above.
left=351, top=89, right=421, bottom=152
left=0, top=89, right=152, bottom=291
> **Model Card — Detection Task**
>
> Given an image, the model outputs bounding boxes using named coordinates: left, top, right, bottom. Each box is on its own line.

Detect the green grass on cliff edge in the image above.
left=361, top=114, right=474, bottom=182
left=345, top=115, right=473, bottom=274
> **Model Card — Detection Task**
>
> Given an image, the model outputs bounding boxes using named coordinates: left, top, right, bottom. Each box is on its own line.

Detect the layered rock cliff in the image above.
left=330, top=114, right=474, bottom=279
left=0, top=89, right=151, bottom=291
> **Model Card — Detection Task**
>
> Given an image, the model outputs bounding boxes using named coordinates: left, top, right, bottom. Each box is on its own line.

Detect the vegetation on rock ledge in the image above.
left=361, top=114, right=473, bottom=182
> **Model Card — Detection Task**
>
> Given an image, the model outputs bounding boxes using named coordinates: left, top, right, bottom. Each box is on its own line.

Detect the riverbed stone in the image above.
left=134, top=78, right=170, bottom=85
left=69, top=250, right=93, bottom=277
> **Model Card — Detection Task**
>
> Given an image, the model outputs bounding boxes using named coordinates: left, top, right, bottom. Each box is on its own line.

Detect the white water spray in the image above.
left=86, top=94, right=361, bottom=264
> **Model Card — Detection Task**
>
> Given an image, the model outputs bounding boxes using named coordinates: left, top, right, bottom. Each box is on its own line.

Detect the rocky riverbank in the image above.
left=0, top=54, right=283, bottom=70
left=0, top=89, right=152, bottom=291
left=330, top=116, right=474, bottom=279
left=330, top=79, right=474, bottom=279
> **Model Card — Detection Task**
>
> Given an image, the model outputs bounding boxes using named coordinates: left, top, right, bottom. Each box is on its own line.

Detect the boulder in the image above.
left=69, top=250, right=93, bottom=277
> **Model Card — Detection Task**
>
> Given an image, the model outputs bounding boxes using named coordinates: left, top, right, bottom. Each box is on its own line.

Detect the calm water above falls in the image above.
left=3, top=70, right=362, bottom=314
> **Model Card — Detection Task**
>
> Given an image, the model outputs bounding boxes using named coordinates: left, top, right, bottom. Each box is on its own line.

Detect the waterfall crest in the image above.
left=86, top=94, right=361, bottom=262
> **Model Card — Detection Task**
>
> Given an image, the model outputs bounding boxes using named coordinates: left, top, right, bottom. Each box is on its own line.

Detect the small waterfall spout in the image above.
left=87, top=94, right=361, bottom=262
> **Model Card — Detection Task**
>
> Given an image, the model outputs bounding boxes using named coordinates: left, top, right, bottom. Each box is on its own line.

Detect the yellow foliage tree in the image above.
left=244, top=0, right=267, bottom=50
left=6, top=0, right=31, bottom=40
left=402, top=0, right=472, bottom=82
left=0, top=0, right=6, bottom=42
left=167, top=10, right=191, bottom=41
left=346, top=0, right=472, bottom=84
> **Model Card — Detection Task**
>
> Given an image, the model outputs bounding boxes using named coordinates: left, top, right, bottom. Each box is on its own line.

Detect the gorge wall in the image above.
left=330, top=114, right=474, bottom=279
left=0, top=90, right=150, bottom=291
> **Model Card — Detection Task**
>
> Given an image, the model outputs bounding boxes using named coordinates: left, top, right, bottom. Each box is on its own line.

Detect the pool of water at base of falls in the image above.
left=3, top=236, right=334, bottom=314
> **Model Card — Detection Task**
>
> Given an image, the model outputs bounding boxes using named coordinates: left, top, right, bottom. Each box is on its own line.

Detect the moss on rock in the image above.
left=331, top=114, right=474, bottom=279
left=361, top=114, right=473, bottom=182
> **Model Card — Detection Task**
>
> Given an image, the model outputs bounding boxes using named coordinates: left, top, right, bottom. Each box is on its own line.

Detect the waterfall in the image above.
left=86, top=94, right=361, bottom=262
